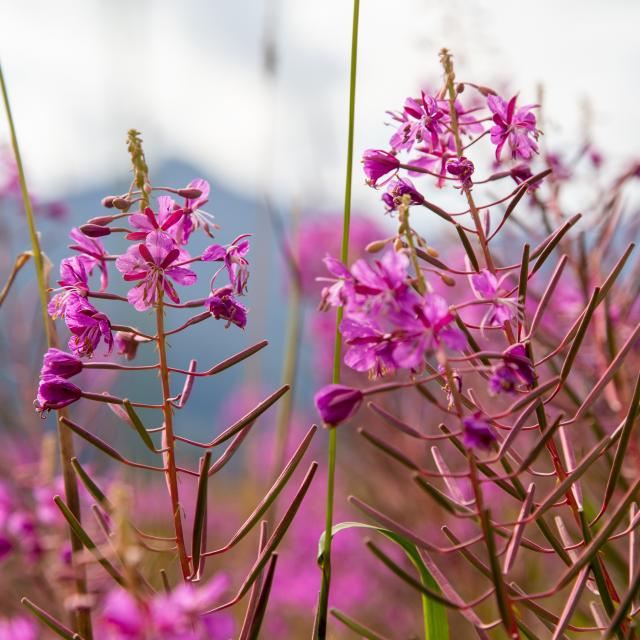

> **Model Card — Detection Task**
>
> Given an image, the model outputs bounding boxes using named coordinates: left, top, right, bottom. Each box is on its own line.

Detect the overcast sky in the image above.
left=1, top=0, right=638, bottom=213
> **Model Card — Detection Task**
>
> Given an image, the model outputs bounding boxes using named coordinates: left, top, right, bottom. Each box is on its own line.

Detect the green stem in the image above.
left=315, top=1, right=360, bottom=637
left=0, top=63, right=93, bottom=640
left=155, top=287, right=191, bottom=579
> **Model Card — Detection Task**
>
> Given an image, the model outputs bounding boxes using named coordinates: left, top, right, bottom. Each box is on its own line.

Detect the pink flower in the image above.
left=64, top=293, right=113, bottom=357
left=68, top=227, right=109, bottom=290
left=202, top=234, right=250, bottom=295
left=35, top=376, right=82, bottom=414
left=468, top=269, right=519, bottom=328
left=463, top=412, right=496, bottom=451
left=127, top=204, right=184, bottom=241
left=487, top=94, right=539, bottom=162
left=48, top=256, right=90, bottom=319
left=116, top=230, right=197, bottom=311
left=362, top=149, right=400, bottom=187
left=206, top=285, right=248, bottom=328
left=389, top=92, right=445, bottom=153
left=180, top=178, right=218, bottom=242
left=41, top=348, right=83, bottom=378
left=446, top=156, right=475, bottom=189
left=381, top=177, right=425, bottom=212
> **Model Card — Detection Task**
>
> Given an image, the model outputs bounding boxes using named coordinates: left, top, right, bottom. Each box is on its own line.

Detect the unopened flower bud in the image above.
left=80, top=224, right=112, bottom=238
left=314, top=384, right=363, bottom=426
left=178, top=187, right=203, bottom=199
left=112, top=197, right=131, bottom=211
left=101, top=196, right=116, bottom=208
left=365, top=239, right=390, bottom=253
left=475, top=84, right=497, bottom=96
left=87, top=215, right=115, bottom=226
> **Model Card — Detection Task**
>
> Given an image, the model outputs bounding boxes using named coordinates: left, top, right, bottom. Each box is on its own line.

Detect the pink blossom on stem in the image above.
left=487, top=94, right=539, bottom=162
left=116, top=230, right=197, bottom=311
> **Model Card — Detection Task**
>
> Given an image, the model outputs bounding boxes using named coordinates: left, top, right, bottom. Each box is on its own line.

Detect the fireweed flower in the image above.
left=47, top=256, right=90, bottom=319
left=390, top=293, right=467, bottom=370
left=127, top=203, right=185, bottom=241
left=487, top=94, right=539, bottom=162
left=314, top=384, right=364, bottom=426
left=462, top=411, right=496, bottom=451
left=202, top=234, right=250, bottom=295
left=206, top=285, right=248, bottom=329
left=389, top=92, right=445, bottom=153
left=362, top=149, right=400, bottom=187
left=41, top=348, right=83, bottom=378
left=340, top=317, right=397, bottom=377
left=468, top=268, right=519, bottom=328
left=446, top=156, right=475, bottom=189
left=64, top=293, right=114, bottom=357
left=116, top=230, right=197, bottom=311
left=68, top=227, right=109, bottom=290
left=382, top=177, right=425, bottom=212
left=180, top=178, right=218, bottom=241
left=35, top=376, right=82, bottom=414
left=489, top=343, right=535, bottom=395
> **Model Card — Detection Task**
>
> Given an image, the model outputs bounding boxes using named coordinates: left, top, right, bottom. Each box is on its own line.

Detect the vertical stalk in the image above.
left=314, top=1, right=360, bottom=637
left=155, top=287, right=191, bottom=579
left=0, top=63, right=93, bottom=639
left=440, top=49, right=496, bottom=276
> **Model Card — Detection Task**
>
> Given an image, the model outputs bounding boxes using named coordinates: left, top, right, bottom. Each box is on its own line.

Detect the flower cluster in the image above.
left=363, top=84, right=540, bottom=205
left=100, top=578, right=234, bottom=640
left=320, top=247, right=466, bottom=378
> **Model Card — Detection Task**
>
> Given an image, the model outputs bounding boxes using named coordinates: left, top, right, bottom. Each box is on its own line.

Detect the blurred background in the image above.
left=1, top=1, right=639, bottom=637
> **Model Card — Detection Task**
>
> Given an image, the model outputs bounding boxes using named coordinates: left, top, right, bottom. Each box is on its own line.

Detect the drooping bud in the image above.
left=112, top=197, right=132, bottom=211
left=365, top=238, right=391, bottom=254
left=177, top=187, right=203, bottom=199
left=87, top=215, right=116, bottom=226
left=80, top=224, right=112, bottom=238
left=35, top=376, right=82, bottom=414
left=314, top=384, right=363, bottom=426
left=101, top=196, right=116, bottom=208
left=41, top=348, right=83, bottom=379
